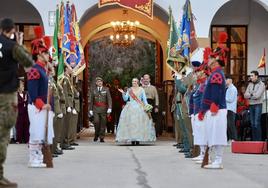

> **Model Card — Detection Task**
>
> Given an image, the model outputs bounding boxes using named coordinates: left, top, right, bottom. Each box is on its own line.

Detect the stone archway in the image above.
left=0, top=0, right=43, bottom=26
left=79, top=3, right=171, bottom=80
left=79, top=3, right=170, bottom=128
left=0, top=0, right=44, bottom=82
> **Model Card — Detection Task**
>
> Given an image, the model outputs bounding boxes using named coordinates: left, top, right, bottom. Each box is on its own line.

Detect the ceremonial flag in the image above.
left=70, top=3, right=86, bottom=76
left=166, top=7, right=185, bottom=74
left=258, top=48, right=266, bottom=69
left=57, top=2, right=65, bottom=81
left=177, top=0, right=198, bottom=63
left=62, top=2, right=71, bottom=55
left=52, top=5, right=59, bottom=64
left=98, top=0, right=153, bottom=19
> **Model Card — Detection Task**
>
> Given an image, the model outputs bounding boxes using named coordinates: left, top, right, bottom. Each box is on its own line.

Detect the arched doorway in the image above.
left=79, top=4, right=172, bottom=133
left=210, top=0, right=268, bottom=84
left=0, top=0, right=43, bottom=78
left=0, top=0, right=43, bottom=49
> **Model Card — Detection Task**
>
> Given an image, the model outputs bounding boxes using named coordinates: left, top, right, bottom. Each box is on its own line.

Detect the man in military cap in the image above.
left=89, top=77, right=112, bottom=142
left=0, top=18, right=34, bottom=188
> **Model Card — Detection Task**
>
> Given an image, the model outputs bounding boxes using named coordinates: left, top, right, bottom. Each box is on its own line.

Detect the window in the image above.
left=211, top=26, right=247, bottom=84
left=15, top=23, right=40, bottom=51
left=15, top=23, right=40, bottom=80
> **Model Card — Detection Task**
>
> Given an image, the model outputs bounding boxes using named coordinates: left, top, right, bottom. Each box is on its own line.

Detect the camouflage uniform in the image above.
left=0, top=93, right=17, bottom=179
left=0, top=26, right=34, bottom=186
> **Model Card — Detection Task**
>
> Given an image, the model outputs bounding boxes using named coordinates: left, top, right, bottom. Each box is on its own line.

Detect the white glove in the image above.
left=67, top=107, right=72, bottom=113
left=72, top=109, right=77, bottom=115
left=89, top=110, right=93, bottom=116
left=57, top=113, right=63, bottom=118
left=107, top=108, right=112, bottom=114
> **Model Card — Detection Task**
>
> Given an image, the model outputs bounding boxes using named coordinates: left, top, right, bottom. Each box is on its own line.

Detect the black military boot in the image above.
left=93, top=137, right=98, bottom=142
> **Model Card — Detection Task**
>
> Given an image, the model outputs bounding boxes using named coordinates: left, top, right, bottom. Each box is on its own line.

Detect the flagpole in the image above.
left=264, top=48, right=268, bottom=144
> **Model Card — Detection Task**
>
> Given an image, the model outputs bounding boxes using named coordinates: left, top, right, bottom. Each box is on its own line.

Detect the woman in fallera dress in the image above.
left=116, top=78, right=156, bottom=145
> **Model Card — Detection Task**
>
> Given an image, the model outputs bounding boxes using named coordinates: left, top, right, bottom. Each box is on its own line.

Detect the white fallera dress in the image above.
left=115, top=87, right=156, bottom=143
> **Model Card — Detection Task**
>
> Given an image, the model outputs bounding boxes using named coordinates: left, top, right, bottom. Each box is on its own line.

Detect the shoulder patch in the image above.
left=210, top=73, right=223, bottom=84
left=27, top=68, right=40, bottom=80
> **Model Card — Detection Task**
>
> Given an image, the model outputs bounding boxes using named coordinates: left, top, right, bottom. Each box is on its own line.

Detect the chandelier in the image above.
left=109, top=20, right=140, bottom=46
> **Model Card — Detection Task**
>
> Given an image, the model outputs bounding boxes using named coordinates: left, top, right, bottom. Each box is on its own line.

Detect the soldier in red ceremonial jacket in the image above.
left=199, top=32, right=228, bottom=169
left=27, top=27, right=54, bottom=168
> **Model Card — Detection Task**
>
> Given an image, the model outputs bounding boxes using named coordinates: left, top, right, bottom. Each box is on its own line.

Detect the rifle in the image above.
left=42, top=77, right=53, bottom=168
left=201, top=146, right=209, bottom=168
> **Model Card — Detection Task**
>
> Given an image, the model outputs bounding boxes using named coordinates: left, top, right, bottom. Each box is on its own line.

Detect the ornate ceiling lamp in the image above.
left=109, top=10, right=140, bottom=46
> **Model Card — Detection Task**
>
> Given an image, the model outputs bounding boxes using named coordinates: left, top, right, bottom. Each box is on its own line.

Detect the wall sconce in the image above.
left=48, top=11, right=56, bottom=26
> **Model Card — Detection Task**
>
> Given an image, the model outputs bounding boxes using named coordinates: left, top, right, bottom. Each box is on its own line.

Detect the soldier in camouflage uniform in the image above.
left=62, top=68, right=75, bottom=150
left=0, top=18, right=34, bottom=188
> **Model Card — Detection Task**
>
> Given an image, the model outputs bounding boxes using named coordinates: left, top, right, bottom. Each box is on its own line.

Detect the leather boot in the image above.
left=0, top=177, right=18, bottom=188
left=192, top=145, right=200, bottom=158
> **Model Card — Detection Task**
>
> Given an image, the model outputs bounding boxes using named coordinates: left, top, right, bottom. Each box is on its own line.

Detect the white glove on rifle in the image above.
left=89, top=110, right=93, bottom=116
left=67, top=107, right=72, bottom=113
left=72, top=109, right=77, bottom=115
left=107, top=108, right=112, bottom=114
left=57, top=113, right=63, bottom=118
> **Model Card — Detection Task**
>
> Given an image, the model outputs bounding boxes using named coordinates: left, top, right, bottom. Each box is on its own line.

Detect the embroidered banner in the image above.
left=99, top=0, right=153, bottom=19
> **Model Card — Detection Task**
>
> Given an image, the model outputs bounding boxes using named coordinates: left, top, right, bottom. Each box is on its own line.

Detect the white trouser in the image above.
left=29, top=140, right=43, bottom=164
left=199, top=145, right=206, bottom=157
left=211, top=145, right=224, bottom=164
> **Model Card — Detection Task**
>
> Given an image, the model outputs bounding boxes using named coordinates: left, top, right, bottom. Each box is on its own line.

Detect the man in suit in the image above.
left=89, top=77, right=112, bottom=142
left=142, top=74, right=160, bottom=136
